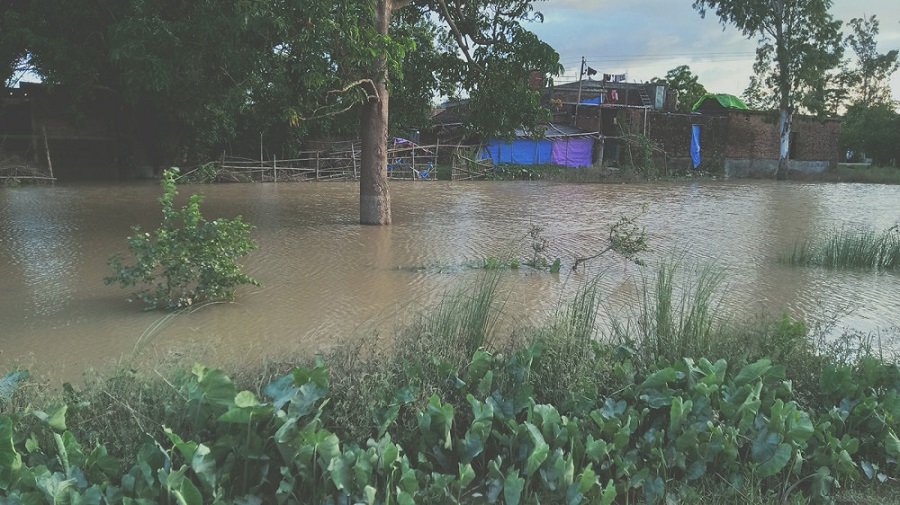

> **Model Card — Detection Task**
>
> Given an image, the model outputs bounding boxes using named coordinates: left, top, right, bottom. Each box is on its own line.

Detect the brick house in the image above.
left=543, top=80, right=841, bottom=175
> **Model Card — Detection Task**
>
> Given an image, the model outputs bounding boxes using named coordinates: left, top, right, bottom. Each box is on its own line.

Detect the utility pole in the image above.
left=575, top=56, right=585, bottom=127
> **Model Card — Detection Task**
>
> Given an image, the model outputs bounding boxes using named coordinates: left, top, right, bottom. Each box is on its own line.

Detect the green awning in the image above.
left=692, top=93, right=749, bottom=111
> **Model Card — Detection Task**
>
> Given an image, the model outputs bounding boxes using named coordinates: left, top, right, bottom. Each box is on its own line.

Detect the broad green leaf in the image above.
left=525, top=423, right=549, bottom=476
left=733, top=359, right=771, bottom=387
left=458, top=462, right=475, bottom=488
left=34, top=404, right=67, bottom=432
left=639, top=367, right=679, bottom=390
left=887, top=430, right=900, bottom=459
left=0, top=416, right=23, bottom=490
left=756, top=443, right=792, bottom=478
left=599, top=479, right=617, bottom=505
left=504, top=470, right=525, bottom=505
left=577, top=466, right=596, bottom=494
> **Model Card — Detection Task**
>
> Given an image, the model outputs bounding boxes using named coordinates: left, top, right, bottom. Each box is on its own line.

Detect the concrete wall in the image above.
left=724, top=159, right=830, bottom=178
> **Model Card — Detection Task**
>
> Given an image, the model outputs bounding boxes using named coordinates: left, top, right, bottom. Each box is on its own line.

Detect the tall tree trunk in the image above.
left=776, top=108, right=792, bottom=180
left=359, top=0, right=392, bottom=225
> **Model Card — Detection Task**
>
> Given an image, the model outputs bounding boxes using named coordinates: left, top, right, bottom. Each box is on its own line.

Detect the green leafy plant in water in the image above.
left=105, top=168, right=259, bottom=309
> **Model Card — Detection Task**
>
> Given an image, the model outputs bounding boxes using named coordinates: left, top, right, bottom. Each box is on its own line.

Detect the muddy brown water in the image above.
left=1, top=179, right=899, bottom=381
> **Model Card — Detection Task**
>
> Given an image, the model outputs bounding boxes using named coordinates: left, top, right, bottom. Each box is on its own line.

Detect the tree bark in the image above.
left=776, top=108, right=792, bottom=180
left=359, top=0, right=392, bottom=225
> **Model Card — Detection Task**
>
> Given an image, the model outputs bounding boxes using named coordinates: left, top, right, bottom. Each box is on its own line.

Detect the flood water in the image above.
left=1, top=180, right=899, bottom=380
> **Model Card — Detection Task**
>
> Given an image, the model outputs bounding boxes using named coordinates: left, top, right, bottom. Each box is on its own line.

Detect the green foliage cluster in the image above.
left=3, top=338, right=900, bottom=504
left=652, top=65, right=708, bottom=114
left=105, top=169, right=259, bottom=309
left=784, top=226, right=900, bottom=271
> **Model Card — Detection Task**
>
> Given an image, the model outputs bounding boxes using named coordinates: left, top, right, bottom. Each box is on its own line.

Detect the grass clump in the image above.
left=784, top=225, right=900, bottom=270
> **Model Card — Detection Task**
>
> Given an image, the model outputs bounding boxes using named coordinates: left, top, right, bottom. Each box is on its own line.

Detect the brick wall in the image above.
left=723, top=110, right=840, bottom=163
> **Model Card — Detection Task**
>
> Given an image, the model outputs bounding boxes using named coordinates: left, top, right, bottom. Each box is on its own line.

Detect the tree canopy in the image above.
left=0, top=0, right=559, bottom=168
left=652, top=65, right=707, bottom=113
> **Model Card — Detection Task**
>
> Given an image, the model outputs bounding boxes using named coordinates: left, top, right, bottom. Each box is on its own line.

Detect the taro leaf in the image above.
left=363, top=485, right=377, bottom=505
left=466, top=350, right=493, bottom=386
left=643, top=475, right=664, bottom=503
left=35, top=470, right=77, bottom=503
left=190, top=445, right=217, bottom=492
left=34, top=404, right=68, bottom=432
left=599, top=398, right=626, bottom=419
left=754, top=440, right=791, bottom=478
left=164, top=428, right=198, bottom=462
left=861, top=460, right=875, bottom=480
left=263, top=374, right=297, bottom=411
left=397, top=491, right=415, bottom=505
left=503, top=469, right=525, bottom=505
left=686, top=460, right=705, bottom=480
left=886, top=429, right=900, bottom=459
left=820, top=364, right=854, bottom=397
left=458, top=462, right=476, bottom=488
left=0, top=370, right=28, bottom=406
left=165, top=466, right=203, bottom=505
left=327, top=452, right=352, bottom=492
left=577, top=465, right=597, bottom=494
left=0, top=416, right=23, bottom=490
left=61, top=431, right=86, bottom=469
left=486, top=458, right=504, bottom=502
left=639, top=367, right=679, bottom=391
left=85, top=443, right=120, bottom=480
left=751, top=429, right=779, bottom=463
left=584, top=436, right=608, bottom=462
left=218, top=392, right=274, bottom=424
left=525, top=423, right=550, bottom=477
left=565, top=484, right=584, bottom=505
left=190, top=364, right=236, bottom=409
left=376, top=405, right=401, bottom=439
left=477, top=370, right=495, bottom=398
left=399, top=467, right=418, bottom=495
left=459, top=431, right=485, bottom=463
left=599, top=479, right=617, bottom=505
left=392, top=385, right=416, bottom=405
left=733, top=359, right=772, bottom=388
left=287, top=380, right=329, bottom=419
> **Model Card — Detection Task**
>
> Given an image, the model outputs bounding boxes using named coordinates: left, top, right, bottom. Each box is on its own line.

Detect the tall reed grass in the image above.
left=608, top=261, right=728, bottom=363
left=784, top=226, right=900, bottom=270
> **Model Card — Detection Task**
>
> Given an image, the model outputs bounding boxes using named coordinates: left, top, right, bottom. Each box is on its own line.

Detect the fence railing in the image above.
left=211, top=140, right=450, bottom=182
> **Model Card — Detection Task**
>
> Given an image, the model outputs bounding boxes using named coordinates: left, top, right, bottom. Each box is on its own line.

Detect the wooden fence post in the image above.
left=351, top=143, right=358, bottom=179
left=316, top=151, right=320, bottom=180
left=274, top=154, right=277, bottom=182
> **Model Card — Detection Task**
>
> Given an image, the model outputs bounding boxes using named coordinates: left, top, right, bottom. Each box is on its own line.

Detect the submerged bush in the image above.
left=105, top=168, right=259, bottom=309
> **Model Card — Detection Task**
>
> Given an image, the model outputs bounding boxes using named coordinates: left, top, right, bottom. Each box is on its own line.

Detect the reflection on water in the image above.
left=1, top=180, right=899, bottom=379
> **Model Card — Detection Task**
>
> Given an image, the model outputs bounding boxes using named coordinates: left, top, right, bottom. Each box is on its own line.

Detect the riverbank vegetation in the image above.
left=3, top=266, right=899, bottom=504
left=784, top=226, right=900, bottom=270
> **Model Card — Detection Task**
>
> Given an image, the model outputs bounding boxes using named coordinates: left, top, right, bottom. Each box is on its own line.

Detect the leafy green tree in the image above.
left=652, top=65, right=708, bottom=113
left=841, top=103, right=899, bottom=166
left=840, top=15, right=899, bottom=107
left=693, top=0, right=843, bottom=179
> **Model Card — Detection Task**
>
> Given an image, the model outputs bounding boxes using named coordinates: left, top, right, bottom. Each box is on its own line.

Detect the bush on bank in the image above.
left=2, top=273, right=899, bottom=504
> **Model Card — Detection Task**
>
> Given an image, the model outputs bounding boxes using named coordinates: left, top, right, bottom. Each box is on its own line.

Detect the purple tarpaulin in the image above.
left=550, top=137, right=593, bottom=168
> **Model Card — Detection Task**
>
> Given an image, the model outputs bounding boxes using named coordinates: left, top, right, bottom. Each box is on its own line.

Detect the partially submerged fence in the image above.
left=210, top=139, right=446, bottom=182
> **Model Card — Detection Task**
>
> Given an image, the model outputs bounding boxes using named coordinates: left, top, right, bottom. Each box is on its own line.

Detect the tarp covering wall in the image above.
left=550, top=137, right=593, bottom=167
left=481, top=138, right=552, bottom=165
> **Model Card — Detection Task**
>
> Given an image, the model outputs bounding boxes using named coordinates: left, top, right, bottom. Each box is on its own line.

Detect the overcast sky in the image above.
left=529, top=0, right=900, bottom=102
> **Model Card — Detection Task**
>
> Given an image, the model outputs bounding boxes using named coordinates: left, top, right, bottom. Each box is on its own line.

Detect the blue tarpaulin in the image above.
left=481, top=138, right=552, bottom=165
left=690, top=125, right=701, bottom=168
